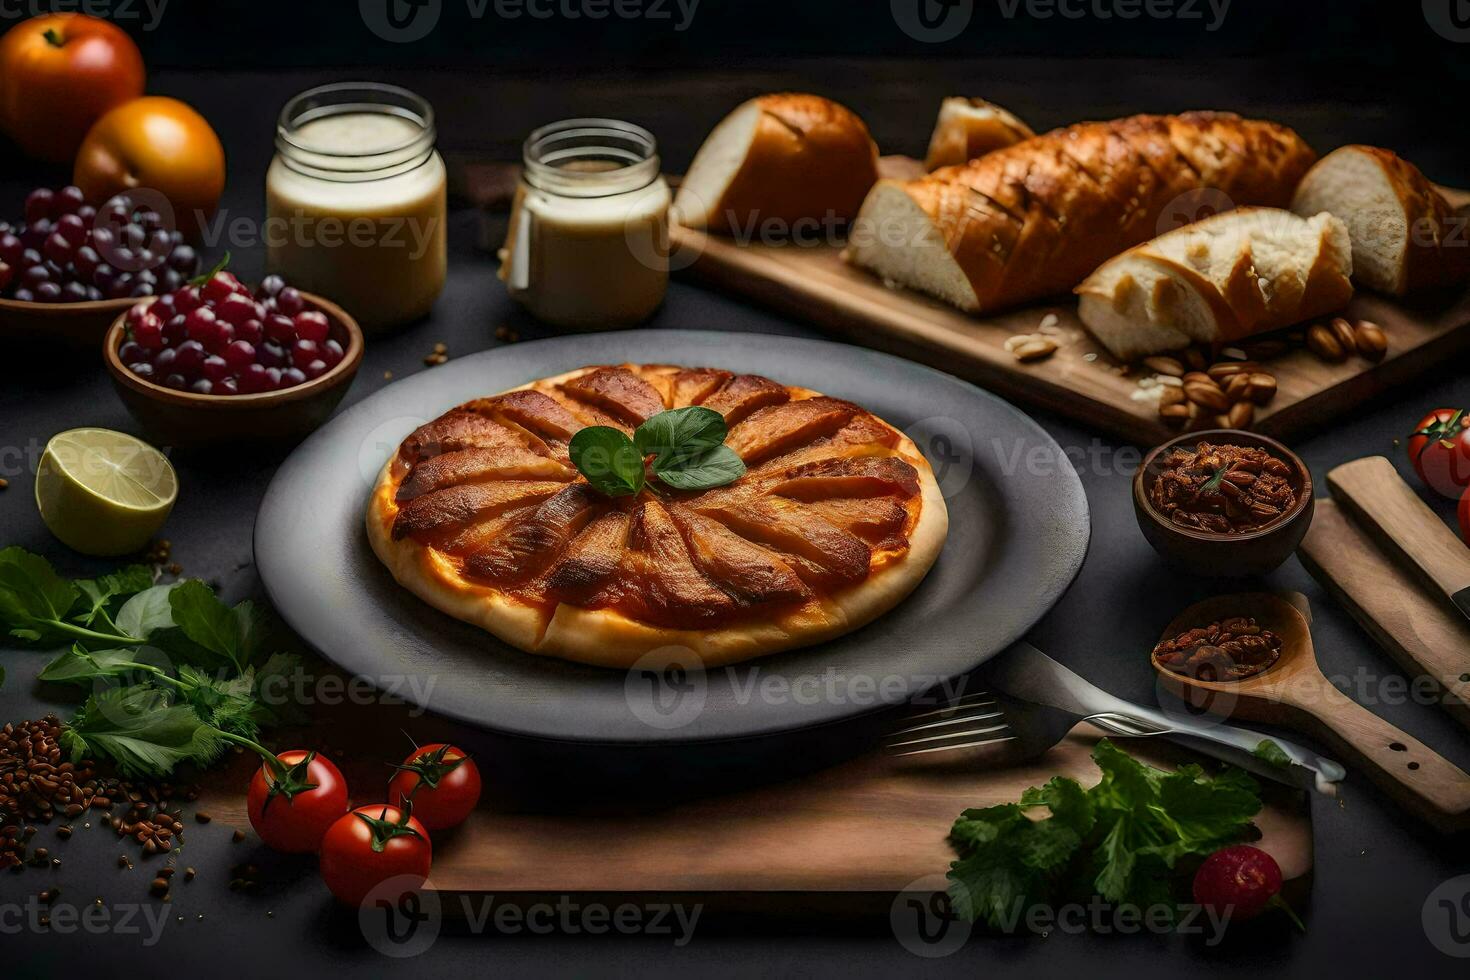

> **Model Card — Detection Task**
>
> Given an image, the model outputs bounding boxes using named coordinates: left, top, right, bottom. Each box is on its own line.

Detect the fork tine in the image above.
left=887, top=729, right=1017, bottom=757
left=897, top=691, right=997, bottom=725
left=889, top=707, right=1005, bottom=738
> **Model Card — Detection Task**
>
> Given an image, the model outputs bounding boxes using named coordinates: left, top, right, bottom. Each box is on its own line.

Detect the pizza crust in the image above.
left=367, top=365, right=950, bottom=669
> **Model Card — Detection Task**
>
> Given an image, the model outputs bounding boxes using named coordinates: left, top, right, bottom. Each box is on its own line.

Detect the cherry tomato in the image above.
left=388, top=743, right=482, bottom=831
left=319, top=804, right=432, bottom=907
left=1459, top=486, right=1470, bottom=548
left=246, top=749, right=349, bottom=854
left=1192, top=845, right=1301, bottom=928
left=1408, top=408, right=1470, bottom=499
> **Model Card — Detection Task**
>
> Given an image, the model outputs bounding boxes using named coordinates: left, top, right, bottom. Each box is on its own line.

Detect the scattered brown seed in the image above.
left=1306, top=322, right=1347, bottom=362
left=383, top=370, right=394, bottom=380
left=1329, top=317, right=1357, bottom=355
left=1227, top=401, right=1256, bottom=430
left=232, top=830, right=246, bottom=843
left=495, top=326, right=520, bottom=343
left=56, top=826, right=72, bottom=840
left=1353, top=320, right=1387, bottom=361
left=194, top=811, right=212, bottom=824
left=0, top=478, right=8, bottom=490
left=1206, top=361, right=1259, bottom=382
left=1142, top=355, right=1184, bottom=377
left=1183, top=380, right=1230, bottom=412
left=149, top=877, right=170, bottom=897
left=184, top=867, right=196, bottom=881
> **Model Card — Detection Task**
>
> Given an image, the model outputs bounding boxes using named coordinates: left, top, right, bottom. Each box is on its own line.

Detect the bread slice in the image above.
left=846, top=112, right=1317, bottom=316
left=1291, top=145, right=1469, bottom=296
left=1076, top=207, right=1353, bottom=361
left=673, top=93, right=879, bottom=235
left=923, top=97, right=1035, bottom=171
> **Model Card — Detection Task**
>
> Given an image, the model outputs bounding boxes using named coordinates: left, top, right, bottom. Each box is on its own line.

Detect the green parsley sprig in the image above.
left=569, top=406, right=746, bottom=498
left=1, top=546, right=301, bottom=778
left=946, top=739, right=1262, bottom=928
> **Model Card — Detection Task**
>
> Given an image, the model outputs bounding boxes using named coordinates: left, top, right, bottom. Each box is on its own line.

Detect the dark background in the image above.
left=5, top=1, right=1470, bottom=977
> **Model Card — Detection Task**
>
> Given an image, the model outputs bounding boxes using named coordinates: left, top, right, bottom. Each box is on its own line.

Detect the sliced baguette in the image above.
left=1290, top=144, right=1470, bottom=296
left=923, top=97, right=1035, bottom=171
left=845, top=111, right=1317, bottom=315
left=673, top=93, right=879, bottom=235
left=1076, top=207, right=1353, bottom=361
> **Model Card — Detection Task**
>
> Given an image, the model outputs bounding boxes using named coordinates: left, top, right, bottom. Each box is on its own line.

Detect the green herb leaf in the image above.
left=61, top=685, right=224, bottom=778
left=1253, top=738, right=1291, bottom=770
left=945, top=739, right=1262, bottom=927
left=652, top=444, right=747, bottom=490
left=116, top=583, right=181, bottom=639
left=74, top=566, right=153, bottom=629
left=569, top=426, right=645, bottom=497
left=634, top=406, right=727, bottom=464
left=177, top=665, right=266, bottom=737
left=39, top=644, right=170, bottom=685
left=0, top=547, right=81, bottom=644
left=168, top=581, right=258, bottom=673
left=1201, top=464, right=1231, bottom=493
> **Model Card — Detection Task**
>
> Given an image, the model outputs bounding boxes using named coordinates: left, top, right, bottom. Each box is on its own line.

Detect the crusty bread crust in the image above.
left=675, top=93, right=880, bottom=235
left=1291, top=144, right=1469, bottom=296
left=847, top=111, right=1318, bottom=315
left=1076, top=207, right=1353, bottom=359
left=367, top=366, right=949, bottom=670
left=923, top=97, right=1035, bottom=171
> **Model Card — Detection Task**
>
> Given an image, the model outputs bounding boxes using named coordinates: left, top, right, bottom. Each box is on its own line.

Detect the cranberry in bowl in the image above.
left=104, top=268, right=363, bottom=449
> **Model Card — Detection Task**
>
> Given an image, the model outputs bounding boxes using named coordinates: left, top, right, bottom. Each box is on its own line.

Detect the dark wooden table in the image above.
left=4, top=63, right=1470, bottom=978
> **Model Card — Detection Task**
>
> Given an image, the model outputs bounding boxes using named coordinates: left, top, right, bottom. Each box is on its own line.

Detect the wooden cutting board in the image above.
left=197, top=721, right=1311, bottom=906
left=671, top=162, right=1470, bottom=445
left=1299, top=498, right=1470, bottom=731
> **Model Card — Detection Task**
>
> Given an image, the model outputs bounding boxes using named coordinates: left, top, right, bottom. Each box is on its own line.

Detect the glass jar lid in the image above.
left=276, top=82, right=436, bottom=182
left=522, top=119, right=661, bottom=199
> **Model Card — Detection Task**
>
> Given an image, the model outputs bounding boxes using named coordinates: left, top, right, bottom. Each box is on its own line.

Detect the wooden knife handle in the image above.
left=1278, top=680, right=1470, bottom=833
left=1326, top=456, right=1470, bottom=599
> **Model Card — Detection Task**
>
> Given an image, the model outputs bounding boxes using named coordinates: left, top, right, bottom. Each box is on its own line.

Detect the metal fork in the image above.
left=885, top=692, right=1167, bottom=760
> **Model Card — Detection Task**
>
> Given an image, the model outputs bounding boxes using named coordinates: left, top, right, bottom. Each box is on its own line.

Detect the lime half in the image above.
left=35, top=428, right=178, bottom=557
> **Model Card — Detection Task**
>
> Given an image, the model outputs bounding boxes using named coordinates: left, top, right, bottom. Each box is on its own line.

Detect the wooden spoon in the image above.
left=1153, top=591, right=1470, bottom=833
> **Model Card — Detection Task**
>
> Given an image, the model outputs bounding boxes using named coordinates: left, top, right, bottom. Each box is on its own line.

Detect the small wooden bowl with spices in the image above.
left=1133, top=429, right=1313, bottom=577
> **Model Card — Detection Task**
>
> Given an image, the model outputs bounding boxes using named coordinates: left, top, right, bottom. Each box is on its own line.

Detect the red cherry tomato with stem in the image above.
left=319, top=802, right=432, bottom=907
left=226, top=734, right=349, bottom=854
left=388, top=742, right=482, bottom=831
left=1408, top=408, right=1470, bottom=499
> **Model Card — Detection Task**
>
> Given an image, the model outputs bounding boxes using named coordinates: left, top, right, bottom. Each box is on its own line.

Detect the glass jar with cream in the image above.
left=266, top=83, right=446, bottom=332
left=499, top=119, right=670, bottom=329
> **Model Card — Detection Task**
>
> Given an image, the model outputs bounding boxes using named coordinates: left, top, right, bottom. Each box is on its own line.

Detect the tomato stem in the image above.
left=43, top=28, right=66, bottom=47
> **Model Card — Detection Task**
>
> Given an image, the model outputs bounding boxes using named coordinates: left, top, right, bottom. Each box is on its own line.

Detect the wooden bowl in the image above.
left=1132, top=429, right=1314, bottom=578
left=1, top=294, right=138, bottom=352
left=103, top=292, right=364, bottom=450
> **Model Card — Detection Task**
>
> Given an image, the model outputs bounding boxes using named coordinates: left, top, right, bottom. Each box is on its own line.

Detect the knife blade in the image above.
left=1327, top=456, right=1470, bottom=625
left=982, top=641, right=1346, bottom=795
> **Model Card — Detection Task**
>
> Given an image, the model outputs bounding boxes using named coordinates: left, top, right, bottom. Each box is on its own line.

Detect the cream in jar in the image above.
left=499, top=119, right=669, bottom=329
left=267, top=83, right=446, bottom=332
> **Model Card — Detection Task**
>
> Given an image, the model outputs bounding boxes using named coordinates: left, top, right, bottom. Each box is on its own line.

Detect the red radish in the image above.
left=1192, top=845, right=1303, bottom=929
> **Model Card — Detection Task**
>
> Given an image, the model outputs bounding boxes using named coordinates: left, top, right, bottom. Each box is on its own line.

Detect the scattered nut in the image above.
left=1226, top=401, right=1256, bottom=429
left=1224, top=373, right=1254, bottom=402
left=1183, top=380, right=1230, bottom=412
left=1207, top=361, right=1259, bottom=382
left=1247, top=372, right=1278, bottom=405
left=1306, top=322, right=1347, bottom=362
left=1329, top=317, right=1357, bottom=355
left=0, top=477, right=8, bottom=490
left=1183, top=348, right=1208, bottom=371
left=1353, top=320, right=1388, bottom=361
left=1160, top=403, right=1191, bottom=426
left=1007, top=335, right=1057, bottom=363
left=1142, top=355, right=1184, bottom=377
left=1158, top=385, right=1186, bottom=408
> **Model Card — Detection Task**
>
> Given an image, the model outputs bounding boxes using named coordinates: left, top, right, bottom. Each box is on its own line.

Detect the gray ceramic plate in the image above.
left=254, top=330, right=1089, bottom=744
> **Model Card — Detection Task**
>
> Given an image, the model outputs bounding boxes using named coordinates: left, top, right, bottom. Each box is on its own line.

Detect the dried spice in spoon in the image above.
left=1153, top=616, right=1284, bottom=681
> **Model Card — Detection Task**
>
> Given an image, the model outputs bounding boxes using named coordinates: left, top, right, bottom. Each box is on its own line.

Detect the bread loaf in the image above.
left=1076, top=207, right=1353, bottom=361
left=845, top=112, right=1317, bottom=315
left=673, top=93, right=879, bottom=235
left=923, top=97, right=1034, bottom=170
left=1291, top=145, right=1469, bottom=296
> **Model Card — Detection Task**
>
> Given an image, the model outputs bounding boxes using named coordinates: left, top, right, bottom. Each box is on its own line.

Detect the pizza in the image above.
left=366, top=364, right=948, bottom=668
